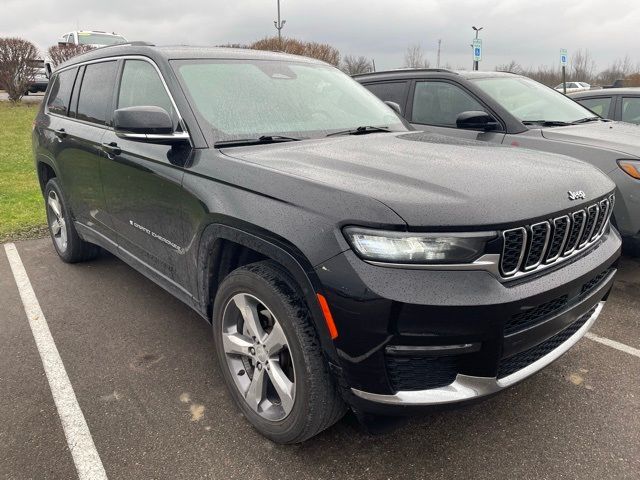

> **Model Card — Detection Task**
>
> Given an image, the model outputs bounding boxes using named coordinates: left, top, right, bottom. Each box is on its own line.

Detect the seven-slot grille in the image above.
left=500, top=194, right=614, bottom=278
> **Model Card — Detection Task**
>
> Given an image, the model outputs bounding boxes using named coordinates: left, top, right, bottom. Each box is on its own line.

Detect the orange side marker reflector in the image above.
left=316, top=293, right=338, bottom=340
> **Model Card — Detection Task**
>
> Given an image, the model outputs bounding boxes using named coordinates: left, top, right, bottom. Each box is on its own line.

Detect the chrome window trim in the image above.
left=351, top=301, right=604, bottom=406
left=544, top=215, right=570, bottom=264
left=500, top=227, right=527, bottom=276
left=48, top=55, right=190, bottom=145
left=523, top=221, right=551, bottom=271
left=563, top=210, right=587, bottom=256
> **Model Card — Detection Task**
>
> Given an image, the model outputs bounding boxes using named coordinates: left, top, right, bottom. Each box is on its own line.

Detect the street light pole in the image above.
left=274, top=0, right=286, bottom=45
left=472, top=26, right=483, bottom=71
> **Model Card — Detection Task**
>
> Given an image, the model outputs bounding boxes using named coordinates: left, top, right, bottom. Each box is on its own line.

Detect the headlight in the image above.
left=343, top=227, right=496, bottom=264
left=618, top=159, right=640, bottom=180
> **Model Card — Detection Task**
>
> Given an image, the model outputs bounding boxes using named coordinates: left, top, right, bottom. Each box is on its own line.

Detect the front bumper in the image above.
left=351, top=301, right=603, bottom=406
left=315, top=228, right=621, bottom=412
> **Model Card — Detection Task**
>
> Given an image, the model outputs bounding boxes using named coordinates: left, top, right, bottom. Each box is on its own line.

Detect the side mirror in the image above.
left=113, top=106, right=189, bottom=144
left=384, top=101, right=402, bottom=116
left=456, top=111, right=500, bottom=131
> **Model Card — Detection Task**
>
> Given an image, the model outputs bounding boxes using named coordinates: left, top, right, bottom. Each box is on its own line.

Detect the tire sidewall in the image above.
left=212, top=266, right=315, bottom=443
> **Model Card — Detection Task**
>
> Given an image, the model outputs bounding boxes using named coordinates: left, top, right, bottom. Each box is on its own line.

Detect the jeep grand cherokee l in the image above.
left=33, top=44, right=621, bottom=443
left=356, top=69, right=640, bottom=256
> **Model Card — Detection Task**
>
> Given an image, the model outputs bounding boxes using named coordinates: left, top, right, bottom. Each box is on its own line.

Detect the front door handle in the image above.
left=101, top=142, right=122, bottom=157
left=53, top=128, right=67, bottom=140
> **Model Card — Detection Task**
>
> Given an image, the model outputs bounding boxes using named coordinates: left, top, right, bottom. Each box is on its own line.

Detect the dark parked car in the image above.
left=33, top=45, right=620, bottom=443
left=570, top=88, right=640, bottom=124
left=356, top=70, right=640, bottom=255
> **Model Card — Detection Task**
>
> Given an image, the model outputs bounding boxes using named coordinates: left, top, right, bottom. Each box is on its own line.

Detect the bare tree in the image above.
left=570, top=49, right=596, bottom=83
left=0, top=37, right=39, bottom=102
left=341, top=55, right=372, bottom=75
left=495, top=60, right=523, bottom=74
left=251, top=36, right=340, bottom=66
left=47, top=44, right=94, bottom=68
left=597, top=55, right=636, bottom=86
left=403, top=44, right=430, bottom=69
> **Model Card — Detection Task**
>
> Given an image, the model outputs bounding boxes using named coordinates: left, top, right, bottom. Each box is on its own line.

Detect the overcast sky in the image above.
left=2, top=0, right=639, bottom=71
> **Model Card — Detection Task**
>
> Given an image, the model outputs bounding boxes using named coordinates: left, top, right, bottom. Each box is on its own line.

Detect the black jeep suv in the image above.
left=33, top=44, right=620, bottom=443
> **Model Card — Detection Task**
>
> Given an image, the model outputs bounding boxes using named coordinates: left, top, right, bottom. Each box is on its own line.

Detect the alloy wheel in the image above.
left=221, top=293, right=296, bottom=421
left=48, top=190, right=68, bottom=252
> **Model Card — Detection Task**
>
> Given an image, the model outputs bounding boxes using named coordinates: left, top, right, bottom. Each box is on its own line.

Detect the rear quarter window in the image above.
left=363, top=81, right=409, bottom=109
left=46, top=68, right=78, bottom=116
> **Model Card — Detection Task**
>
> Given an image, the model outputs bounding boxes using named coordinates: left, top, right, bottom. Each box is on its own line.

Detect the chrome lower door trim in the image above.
left=351, top=301, right=604, bottom=406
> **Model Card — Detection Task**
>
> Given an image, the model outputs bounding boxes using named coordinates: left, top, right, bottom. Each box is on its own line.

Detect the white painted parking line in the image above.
left=586, top=332, right=640, bottom=359
left=4, top=243, right=108, bottom=480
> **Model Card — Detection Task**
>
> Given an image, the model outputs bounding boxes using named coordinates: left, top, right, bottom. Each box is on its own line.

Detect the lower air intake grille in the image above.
left=505, top=295, right=569, bottom=336
left=386, top=355, right=458, bottom=391
left=497, top=305, right=597, bottom=379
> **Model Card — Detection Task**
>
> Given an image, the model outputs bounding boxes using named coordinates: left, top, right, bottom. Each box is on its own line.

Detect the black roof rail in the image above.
left=352, top=68, right=458, bottom=78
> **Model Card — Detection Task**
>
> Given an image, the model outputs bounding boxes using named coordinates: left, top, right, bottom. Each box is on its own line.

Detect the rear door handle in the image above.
left=101, top=142, right=122, bottom=157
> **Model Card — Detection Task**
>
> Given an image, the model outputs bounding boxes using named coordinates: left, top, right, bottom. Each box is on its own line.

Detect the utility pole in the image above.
left=372, top=58, right=376, bottom=72
left=472, top=26, right=483, bottom=71
left=274, top=0, right=286, bottom=45
left=437, top=39, right=441, bottom=68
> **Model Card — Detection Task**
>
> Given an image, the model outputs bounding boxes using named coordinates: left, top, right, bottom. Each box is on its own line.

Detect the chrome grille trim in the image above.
left=523, top=221, right=551, bottom=271
left=500, top=227, right=527, bottom=276
left=563, top=210, right=587, bottom=256
left=592, top=199, right=609, bottom=241
left=544, top=216, right=570, bottom=264
left=499, top=194, right=614, bottom=279
left=578, top=204, right=599, bottom=248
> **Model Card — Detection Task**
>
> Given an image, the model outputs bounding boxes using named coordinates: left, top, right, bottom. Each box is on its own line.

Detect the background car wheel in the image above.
left=44, top=178, right=99, bottom=263
left=212, top=260, right=346, bottom=444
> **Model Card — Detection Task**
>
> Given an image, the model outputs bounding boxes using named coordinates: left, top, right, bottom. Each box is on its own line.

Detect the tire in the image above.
left=212, top=260, right=346, bottom=443
left=44, top=178, right=99, bottom=263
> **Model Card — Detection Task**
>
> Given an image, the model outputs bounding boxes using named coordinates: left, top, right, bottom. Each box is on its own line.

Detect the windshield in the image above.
left=172, top=59, right=405, bottom=142
left=77, top=33, right=126, bottom=45
left=472, top=76, right=597, bottom=124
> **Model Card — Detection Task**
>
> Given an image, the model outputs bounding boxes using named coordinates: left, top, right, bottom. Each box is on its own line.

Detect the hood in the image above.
left=222, top=131, right=615, bottom=228
left=541, top=121, right=640, bottom=158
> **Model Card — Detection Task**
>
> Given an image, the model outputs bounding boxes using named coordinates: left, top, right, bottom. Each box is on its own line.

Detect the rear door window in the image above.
left=411, top=81, right=485, bottom=127
left=46, top=67, right=78, bottom=116
left=76, top=61, right=118, bottom=125
left=363, top=81, right=409, bottom=112
left=576, top=97, right=612, bottom=118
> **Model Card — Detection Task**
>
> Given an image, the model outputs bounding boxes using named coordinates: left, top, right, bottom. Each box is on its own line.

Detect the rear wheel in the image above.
left=212, top=260, right=346, bottom=443
left=44, top=178, right=99, bottom=263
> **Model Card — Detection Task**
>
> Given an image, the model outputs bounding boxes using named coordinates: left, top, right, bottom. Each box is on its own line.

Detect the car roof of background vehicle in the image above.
left=55, top=43, right=329, bottom=71
left=569, top=87, right=640, bottom=98
left=353, top=69, right=523, bottom=82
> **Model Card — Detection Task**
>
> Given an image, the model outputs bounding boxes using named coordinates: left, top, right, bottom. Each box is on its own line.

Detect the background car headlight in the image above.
left=343, top=227, right=496, bottom=264
left=618, top=159, right=640, bottom=180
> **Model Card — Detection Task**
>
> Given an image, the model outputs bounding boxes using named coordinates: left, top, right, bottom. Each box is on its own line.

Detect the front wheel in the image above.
left=44, top=178, right=99, bottom=263
left=212, top=261, right=346, bottom=443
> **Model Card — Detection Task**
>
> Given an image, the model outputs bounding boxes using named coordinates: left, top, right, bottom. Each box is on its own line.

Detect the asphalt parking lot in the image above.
left=1, top=238, right=639, bottom=480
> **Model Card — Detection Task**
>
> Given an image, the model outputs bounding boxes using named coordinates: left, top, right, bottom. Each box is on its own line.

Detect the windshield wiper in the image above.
left=522, top=120, right=572, bottom=127
left=214, top=135, right=303, bottom=148
left=571, top=117, right=601, bottom=124
left=326, top=126, right=393, bottom=137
